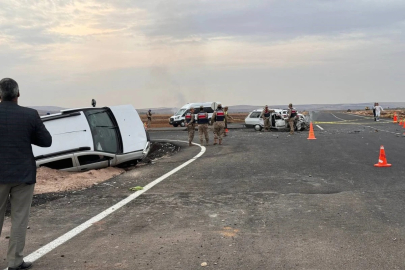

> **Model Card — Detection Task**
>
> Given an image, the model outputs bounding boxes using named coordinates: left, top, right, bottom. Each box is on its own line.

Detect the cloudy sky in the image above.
left=1, top=0, right=404, bottom=109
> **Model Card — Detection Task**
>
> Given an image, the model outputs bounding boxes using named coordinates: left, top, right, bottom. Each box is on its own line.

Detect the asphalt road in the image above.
left=2, top=111, right=405, bottom=270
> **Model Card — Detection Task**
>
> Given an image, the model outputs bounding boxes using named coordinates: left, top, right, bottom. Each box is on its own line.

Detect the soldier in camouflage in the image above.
left=185, top=107, right=196, bottom=146
left=211, top=104, right=226, bottom=145
left=197, top=106, right=209, bottom=145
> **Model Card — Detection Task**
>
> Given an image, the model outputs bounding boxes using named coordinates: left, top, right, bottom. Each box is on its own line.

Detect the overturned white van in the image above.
left=32, top=105, right=150, bottom=172
left=169, top=102, right=221, bottom=127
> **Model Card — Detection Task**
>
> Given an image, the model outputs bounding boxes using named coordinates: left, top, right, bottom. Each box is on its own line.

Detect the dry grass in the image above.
left=139, top=113, right=249, bottom=128
left=350, top=109, right=405, bottom=120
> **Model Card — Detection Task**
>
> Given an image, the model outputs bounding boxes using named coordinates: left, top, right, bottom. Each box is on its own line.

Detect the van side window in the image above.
left=205, top=107, right=214, bottom=113
left=78, top=155, right=111, bottom=165
left=41, top=158, right=74, bottom=169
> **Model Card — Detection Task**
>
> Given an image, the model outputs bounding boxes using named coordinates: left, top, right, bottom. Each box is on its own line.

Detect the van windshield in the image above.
left=84, top=109, right=120, bottom=153
left=175, top=109, right=186, bottom=116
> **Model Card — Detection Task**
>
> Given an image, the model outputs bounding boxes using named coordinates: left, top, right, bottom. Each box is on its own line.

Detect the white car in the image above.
left=245, top=108, right=309, bottom=131
left=32, top=105, right=150, bottom=172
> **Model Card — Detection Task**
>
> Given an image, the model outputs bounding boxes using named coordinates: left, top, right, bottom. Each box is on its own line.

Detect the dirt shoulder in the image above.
left=349, top=109, right=405, bottom=119
left=34, top=142, right=180, bottom=195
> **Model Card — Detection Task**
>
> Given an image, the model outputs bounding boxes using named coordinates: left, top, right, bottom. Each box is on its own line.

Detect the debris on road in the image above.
left=201, top=262, right=208, bottom=267
left=129, top=186, right=144, bottom=191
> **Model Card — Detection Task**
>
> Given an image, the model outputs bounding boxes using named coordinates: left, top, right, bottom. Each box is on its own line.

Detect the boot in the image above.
left=219, top=139, right=222, bottom=145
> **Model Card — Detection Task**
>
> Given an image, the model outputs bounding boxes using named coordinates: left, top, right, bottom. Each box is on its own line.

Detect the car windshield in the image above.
left=175, top=109, right=186, bottom=116
left=84, top=109, right=119, bottom=153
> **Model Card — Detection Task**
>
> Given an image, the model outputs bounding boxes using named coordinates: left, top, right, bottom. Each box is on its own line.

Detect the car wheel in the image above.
left=180, top=121, right=185, bottom=127
left=173, top=123, right=178, bottom=127
left=254, top=124, right=262, bottom=131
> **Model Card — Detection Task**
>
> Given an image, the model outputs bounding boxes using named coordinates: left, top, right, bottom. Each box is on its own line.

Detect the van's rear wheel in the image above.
left=173, top=123, right=178, bottom=127
left=180, top=121, right=185, bottom=127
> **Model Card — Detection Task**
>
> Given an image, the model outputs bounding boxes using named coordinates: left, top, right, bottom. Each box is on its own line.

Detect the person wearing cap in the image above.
left=211, top=104, right=226, bottom=145
left=146, top=109, right=152, bottom=128
left=185, top=107, right=196, bottom=146
left=197, top=105, right=209, bottom=145
left=261, top=105, right=274, bottom=131
left=287, top=103, right=298, bottom=134
left=224, top=106, right=233, bottom=136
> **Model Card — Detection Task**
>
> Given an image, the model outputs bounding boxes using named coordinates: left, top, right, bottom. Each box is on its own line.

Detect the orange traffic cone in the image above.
left=144, top=122, right=148, bottom=130
left=225, top=128, right=229, bottom=134
left=399, top=118, right=403, bottom=125
left=403, top=121, right=405, bottom=128
left=393, top=112, right=398, bottom=123
left=374, top=145, right=392, bottom=167
left=307, top=122, right=316, bottom=140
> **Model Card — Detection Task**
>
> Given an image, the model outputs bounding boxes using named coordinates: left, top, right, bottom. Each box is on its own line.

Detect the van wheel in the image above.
left=173, top=123, right=178, bottom=127
left=180, top=121, right=185, bottom=127
left=254, top=124, right=262, bottom=131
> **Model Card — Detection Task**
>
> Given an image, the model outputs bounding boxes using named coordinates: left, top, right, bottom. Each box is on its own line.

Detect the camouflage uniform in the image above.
left=146, top=111, right=152, bottom=128
left=262, top=107, right=273, bottom=131
left=197, top=110, right=209, bottom=145
left=287, top=105, right=297, bottom=134
left=186, top=111, right=196, bottom=145
left=212, top=107, right=226, bottom=144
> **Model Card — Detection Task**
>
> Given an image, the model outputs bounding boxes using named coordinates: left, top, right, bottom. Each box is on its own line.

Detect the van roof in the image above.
left=180, top=102, right=221, bottom=109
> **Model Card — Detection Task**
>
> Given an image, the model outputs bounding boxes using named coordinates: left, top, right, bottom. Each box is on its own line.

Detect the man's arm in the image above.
left=31, top=112, right=52, bottom=147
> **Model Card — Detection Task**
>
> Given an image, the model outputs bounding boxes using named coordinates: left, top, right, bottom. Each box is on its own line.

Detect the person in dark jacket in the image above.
left=0, top=78, right=52, bottom=270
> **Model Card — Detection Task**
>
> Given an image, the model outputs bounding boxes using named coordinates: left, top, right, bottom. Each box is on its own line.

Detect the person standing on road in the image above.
left=211, top=104, right=226, bottom=145
left=261, top=105, right=274, bottom=131
left=185, top=107, right=196, bottom=146
left=287, top=103, right=298, bottom=135
left=197, top=105, right=209, bottom=145
left=146, top=109, right=152, bottom=128
left=224, top=106, right=233, bottom=136
left=372, top=102, right=377, bottom=121
left=0, top=78, right=52, bottom=270
left=375, top=103, right=384, bottom=121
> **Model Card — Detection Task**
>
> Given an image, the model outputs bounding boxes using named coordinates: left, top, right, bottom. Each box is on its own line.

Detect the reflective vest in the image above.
left=185, top=113, right=193, bottom=123
left=215, top=110, right=225, bottom=121
left=264, top=110, right=270, bottom=117
left=290, top=109, right=297, bottom=118
left=198, top=112, right=209, bottom=124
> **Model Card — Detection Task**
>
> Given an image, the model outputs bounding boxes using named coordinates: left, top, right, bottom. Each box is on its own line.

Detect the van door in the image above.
left=74, top=152, right=116, bottom=171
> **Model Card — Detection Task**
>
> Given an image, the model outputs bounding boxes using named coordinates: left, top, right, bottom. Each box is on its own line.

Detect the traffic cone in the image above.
left=393, top=112, right=397, bottom=123
left=374, top=145, right=392, bottom=167
left=403, top=121, right=405, bottom=128
left=144, top=122, right=148, bottom=130
left=307, top=122, right=316, bottom=140
left=225, top=128, right=229, bottom=134
left=399, top=118, right=403, bottom=125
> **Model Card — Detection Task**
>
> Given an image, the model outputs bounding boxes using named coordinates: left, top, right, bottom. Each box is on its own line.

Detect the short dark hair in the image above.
left=0, top=78, right=19, bottom=101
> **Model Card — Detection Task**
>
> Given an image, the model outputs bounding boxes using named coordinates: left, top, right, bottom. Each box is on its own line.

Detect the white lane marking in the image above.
left=330, top=113, right=346, bottom=121
left=13, top=140, right=205, bottom=269
left=316, top=125, right=324, bottom=131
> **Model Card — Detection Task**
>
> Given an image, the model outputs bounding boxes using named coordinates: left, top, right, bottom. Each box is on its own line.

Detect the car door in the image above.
left=73, top=152, right=117, bottom=172
left=273, top=112, right=287, bottom=128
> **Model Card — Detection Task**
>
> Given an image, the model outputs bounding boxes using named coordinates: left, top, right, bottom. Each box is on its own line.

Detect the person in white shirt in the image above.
left=374, top=103, right=383, bottom=121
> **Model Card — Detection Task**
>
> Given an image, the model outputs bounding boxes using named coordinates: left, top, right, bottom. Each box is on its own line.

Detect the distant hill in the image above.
left=31, top=103, right=405, bottom=116
left=138, top=103, right=405, bottom=114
